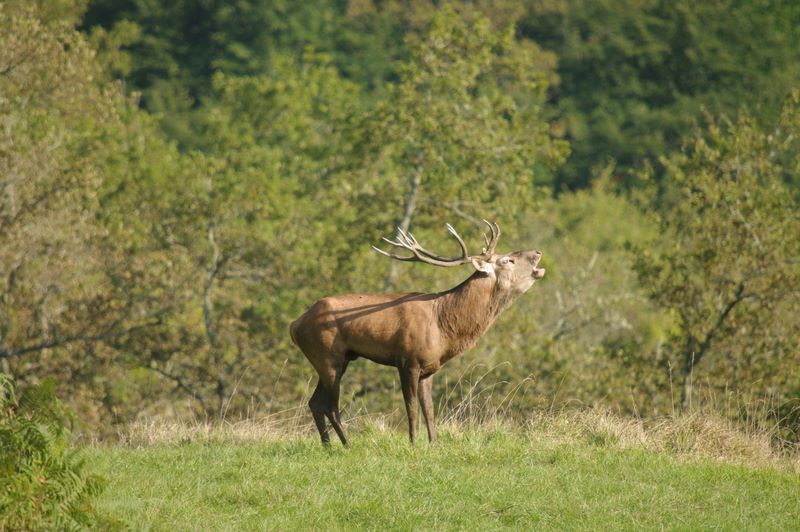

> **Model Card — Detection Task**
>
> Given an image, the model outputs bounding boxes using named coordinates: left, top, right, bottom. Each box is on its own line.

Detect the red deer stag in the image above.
left=290, top=220, right=545, bottom=446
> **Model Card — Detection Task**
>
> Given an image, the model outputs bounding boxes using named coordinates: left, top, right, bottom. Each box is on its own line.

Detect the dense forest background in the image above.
left=2, top=0, right=799, bottom=443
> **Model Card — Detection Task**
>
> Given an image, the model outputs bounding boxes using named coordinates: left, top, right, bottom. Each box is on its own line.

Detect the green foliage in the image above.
left=0, top=374, right=107, bottom=530
left=0, top=2, right=125, bottom=403
left=79, top=0, right=800, bottom=190
left=356, top=6, right=567, bottom=198
left=464, top=177, right=667, bottom=416
left=632, top=92, right=800, bottom=418
left=3, top=0, right=799, bottom=444
left=340, top=7, right=566, bottom=297
left=520, top=0, right=800, bottom=188
left=116, top=8, right=570, bottom=418
left=111, top=53, right=369, bottom=417
left=1, top=2, right=193, bottom=426
left=79, top=0, right=406, bottom=146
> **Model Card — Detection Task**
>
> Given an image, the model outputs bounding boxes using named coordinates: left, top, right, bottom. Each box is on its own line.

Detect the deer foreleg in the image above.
left=399, top=367, right=421, bottom=444
left=418, top=375, right=437, bottom=444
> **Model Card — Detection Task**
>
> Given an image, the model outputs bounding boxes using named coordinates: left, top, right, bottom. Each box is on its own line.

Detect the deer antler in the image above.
left=372, top=220, right=502, bottom=267
left=480, top=219, right=501, bottom=255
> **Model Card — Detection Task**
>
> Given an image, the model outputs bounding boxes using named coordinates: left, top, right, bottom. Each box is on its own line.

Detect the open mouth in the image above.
left=531, top=251, right=544, bottom=278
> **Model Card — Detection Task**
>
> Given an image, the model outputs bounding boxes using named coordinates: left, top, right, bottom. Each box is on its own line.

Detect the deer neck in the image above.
left=434, top=272, right=514, bottom=358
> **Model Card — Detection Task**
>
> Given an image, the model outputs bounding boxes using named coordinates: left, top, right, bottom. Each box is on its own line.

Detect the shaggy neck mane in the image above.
left=433, top=272, right=515, bottom=357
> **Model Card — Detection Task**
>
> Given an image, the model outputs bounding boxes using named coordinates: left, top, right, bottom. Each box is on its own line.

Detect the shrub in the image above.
left=0, top=374, right=107, bottom=530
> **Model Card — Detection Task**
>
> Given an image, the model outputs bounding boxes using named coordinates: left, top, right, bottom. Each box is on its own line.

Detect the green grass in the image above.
left=84, top=422, right=800, bottom=530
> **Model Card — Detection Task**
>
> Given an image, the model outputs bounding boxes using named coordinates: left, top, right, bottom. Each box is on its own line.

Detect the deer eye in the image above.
left=498, top=256, right=513, bottom=266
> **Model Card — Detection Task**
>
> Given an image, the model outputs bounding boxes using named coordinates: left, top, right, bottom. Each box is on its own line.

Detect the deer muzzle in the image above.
left=531, top=250, right=545, bottom=279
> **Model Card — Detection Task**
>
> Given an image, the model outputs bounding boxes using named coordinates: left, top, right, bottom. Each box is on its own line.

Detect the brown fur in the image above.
left=291, top=248, right=545, bottom=446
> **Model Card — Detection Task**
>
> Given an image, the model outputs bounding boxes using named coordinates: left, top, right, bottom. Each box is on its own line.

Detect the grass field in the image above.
left=83, top=413, right=800, bottom=530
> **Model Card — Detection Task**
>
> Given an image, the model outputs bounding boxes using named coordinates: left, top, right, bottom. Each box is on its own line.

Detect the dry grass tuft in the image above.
left=526, top=409, right=796, bottom=471
left=115, top=407, right=798, bottom=472
left=117, top=405, right=313, bottom=447
left=112, top=364, right=796, bottom=470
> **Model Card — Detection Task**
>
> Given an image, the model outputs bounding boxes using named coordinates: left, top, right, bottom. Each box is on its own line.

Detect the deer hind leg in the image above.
left=308, top=383, right=331, bottom=445
left=308, top=357, right=350, bottom=447
left=399, top=367, right=421, bottom=445
left=323, top=359, right=349, bottom=447
left=418, top=374, right=437, bottom=444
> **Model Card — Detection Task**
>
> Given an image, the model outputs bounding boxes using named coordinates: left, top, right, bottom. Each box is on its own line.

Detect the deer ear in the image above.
left=471, top=257, right=495, bottom=275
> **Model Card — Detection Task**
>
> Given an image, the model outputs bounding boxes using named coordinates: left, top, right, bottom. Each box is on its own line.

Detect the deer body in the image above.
left=290, top=222, right=545, bottom=446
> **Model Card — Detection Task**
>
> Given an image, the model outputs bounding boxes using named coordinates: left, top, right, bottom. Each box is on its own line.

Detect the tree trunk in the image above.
left=384, top=162, right=423, bottom=291
left=680, top=349, right=696, bottom=411
left=679, top=285, right=746, bottom=412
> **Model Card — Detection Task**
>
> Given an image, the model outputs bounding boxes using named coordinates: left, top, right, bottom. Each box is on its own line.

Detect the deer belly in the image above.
left=343, top=333, right=403, bottom=366
left=341, top=322, right=441, bottom=368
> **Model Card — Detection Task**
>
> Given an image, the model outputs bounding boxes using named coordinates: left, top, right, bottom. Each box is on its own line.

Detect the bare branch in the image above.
left=442, top=201, right=484, bottom=225
left=152, top=366, right=208, bottom=412
left=0, top=320, right=161, bottom=360
left=0, top=50, right=34, bottom=77
left=385, top=161, right=424, bottom=289
left=692, top=282, right=748, bottom=367
left=203, top=226, right=226, bottom=348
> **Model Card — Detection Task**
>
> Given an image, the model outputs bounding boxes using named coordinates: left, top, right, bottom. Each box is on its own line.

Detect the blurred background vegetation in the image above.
left=1, top=0, right=798, bottom=444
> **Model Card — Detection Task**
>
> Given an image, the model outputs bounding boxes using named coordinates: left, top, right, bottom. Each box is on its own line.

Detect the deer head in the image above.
left=372, top=219, right=545, bottom=295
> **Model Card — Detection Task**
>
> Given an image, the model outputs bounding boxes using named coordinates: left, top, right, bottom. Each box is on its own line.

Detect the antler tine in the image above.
left=372, top=223, right=474, bottom=267
left=384, top=228, right=421, bottom=249
left=408, top=224, right=472, bottom=262
left=375, top=230, right=416, bottom=260
left=380, top=235, right=405, bottom=248
left=400, top=225, right=469, bottom=263
left=397, top=229, right=442, bottom=261
left=481, top=219, right=501, bottom=256
left=396, top=227, right=415, bottom=246
left=446, top=223, right=470, bottom=258
left=371, top=244, right=416, bottom=261
left=374, top=230, right=420, bottom=261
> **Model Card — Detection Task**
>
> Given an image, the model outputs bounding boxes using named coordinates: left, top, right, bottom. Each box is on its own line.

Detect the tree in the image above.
left=294, top=7, right=568, bottom=409
left=0, top=3, right=196, bottom=426
left=347, top=7, right=567, bottom=286
left=0, top=374, right=108, bottom=530
left=520, top=0, right=800, bottom=189
left=0, top=3, right=125, bottom=379
left=80, top=0, right=404, bottom=147
left=96, top=52, right=369, bottom=417
left=501, top=176, right=668, bottom=416
left=632, top=92, right=800, bottom=413
left=138, top=8, right=570, bottom=418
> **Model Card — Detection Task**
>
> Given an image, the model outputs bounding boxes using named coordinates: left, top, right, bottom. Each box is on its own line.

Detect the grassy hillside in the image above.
left=84, top=414, right=799, bottom=530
